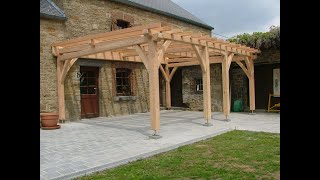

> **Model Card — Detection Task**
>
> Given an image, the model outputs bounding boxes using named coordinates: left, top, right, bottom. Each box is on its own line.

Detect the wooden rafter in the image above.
left=167, top=55, right=251, bottom=67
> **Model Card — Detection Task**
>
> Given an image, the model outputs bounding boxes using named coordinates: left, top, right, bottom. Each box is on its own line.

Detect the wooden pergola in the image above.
left=52, top=22, right=260, bottom=135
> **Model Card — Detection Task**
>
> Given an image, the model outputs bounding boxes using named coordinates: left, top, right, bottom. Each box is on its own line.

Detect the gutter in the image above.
left=40, top=13, right=67, bottom=21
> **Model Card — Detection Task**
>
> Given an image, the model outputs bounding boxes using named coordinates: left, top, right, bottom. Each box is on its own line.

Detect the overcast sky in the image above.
left=171, top=0, right=280, bottom=39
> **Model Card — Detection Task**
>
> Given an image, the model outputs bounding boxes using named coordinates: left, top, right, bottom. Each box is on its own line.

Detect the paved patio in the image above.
left=40, top=110, right=280, bottom=180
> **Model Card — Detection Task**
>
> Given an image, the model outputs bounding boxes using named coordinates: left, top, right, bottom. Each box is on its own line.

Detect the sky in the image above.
left=171, top=0, right=280, bottom=39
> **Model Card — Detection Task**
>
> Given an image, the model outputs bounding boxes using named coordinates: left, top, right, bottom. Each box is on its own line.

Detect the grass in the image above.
left=75, top=130, right=280, bottom=180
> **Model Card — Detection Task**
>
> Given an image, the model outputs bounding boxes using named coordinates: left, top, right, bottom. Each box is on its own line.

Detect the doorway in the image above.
left=170, top=68, right=183, bottom=107
left=80, top=66, right=99, bottom=118
left=254, top=63, right=280, bottom=109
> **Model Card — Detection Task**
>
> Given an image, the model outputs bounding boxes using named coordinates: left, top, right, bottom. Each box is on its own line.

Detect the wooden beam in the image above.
left=57, top=59, right=65, bottom=121
left=173, top=31, right=193, bottom=36
left=192, top=45, right=206, bottom=72
left=202, top=46, right=212, bottom=122
left=153, top=33, right=203, bottom=46
left=153, top=32, right=258, bottom=56
left=158, top=40, right=172, bottom=64
left=165, top=65, right=171, bottom=109
left=149, top=26, right=172, bottom=34
left=58, top=31, right=146, bottom=54
left=58, top=36, right=148, bottom=61
left=235, top=61, right=250, bottom=78
left=167, top=57, right=197, bottom=63
left=244, top=56, right=252, bottom=72
left=147, top=39, right=161, bottom=132
left=133, top=44, right=149, bottom=72
left=159, top=65, right=169, bottom=82
left=53, top=22, right=163, bottom=47
left=247, top=56, right=255, bottom=111
left=169, top=67, right=179, bottom=82
left=167, top=55, right=251, bottom=67
left=60, top=58, right=78, bottom=83
left=168, top=61, right=199, bottom=67
left=52, top=46, right=62, bottom=56
left=222, top=55, right=230, bottom=119
left=121, top=47, right=194, bottom=57
left=227, top=53, right=234, bottom=69
left=162, top=29, right=183, bottom=34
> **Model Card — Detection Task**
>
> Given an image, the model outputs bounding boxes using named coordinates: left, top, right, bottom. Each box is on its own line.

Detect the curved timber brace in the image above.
left=192, top=45, right=212, bottom=125
left=159, top=64, right=178, bottom=110
left=57, top=57, right=79, bottom=122
left=235, top=56, right=255, bottom=114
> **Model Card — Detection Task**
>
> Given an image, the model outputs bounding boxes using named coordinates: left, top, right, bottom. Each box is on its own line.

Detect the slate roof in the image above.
left=110, top=0, right=214, bottom=30
left=40, top=0, right=213, bottom=30
left=40, top=0, right=66, bottom=20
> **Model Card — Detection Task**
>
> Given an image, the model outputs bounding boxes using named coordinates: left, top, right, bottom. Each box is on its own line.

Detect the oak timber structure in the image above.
left=52, top=22, right=260, bottom=135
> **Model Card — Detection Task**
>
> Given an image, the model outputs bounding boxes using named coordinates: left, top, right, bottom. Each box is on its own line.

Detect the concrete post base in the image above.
left=149, top=134, right=162, bottom=139
left=203, top=122, right=213, bottom=126
left=59, top=120, right=66, bottom=123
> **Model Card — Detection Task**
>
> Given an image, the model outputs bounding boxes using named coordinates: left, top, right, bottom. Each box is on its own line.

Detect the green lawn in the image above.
left=75, top=130, right=280, bottom=180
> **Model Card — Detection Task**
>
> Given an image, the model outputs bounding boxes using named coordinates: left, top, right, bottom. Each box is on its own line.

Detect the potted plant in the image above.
left=40, top=112, right=60, bottom=130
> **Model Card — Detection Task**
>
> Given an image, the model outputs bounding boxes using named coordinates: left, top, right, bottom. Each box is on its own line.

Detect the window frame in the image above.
left=112, top=19, right=130, bottom=31
left=195, top=78, right=203, bottom=93
left=115, top=68, right=133, bottom=96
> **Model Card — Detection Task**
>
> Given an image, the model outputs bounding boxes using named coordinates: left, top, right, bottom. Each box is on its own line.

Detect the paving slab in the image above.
left=40, top=110, right=279, bottom=179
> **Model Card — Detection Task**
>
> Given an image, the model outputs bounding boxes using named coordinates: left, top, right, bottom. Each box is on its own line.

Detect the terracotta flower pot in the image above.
left=40, top=113, right=60, bottom=130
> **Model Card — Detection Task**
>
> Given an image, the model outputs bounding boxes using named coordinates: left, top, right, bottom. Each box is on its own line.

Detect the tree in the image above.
left=228, top=26, right=280, bottom=50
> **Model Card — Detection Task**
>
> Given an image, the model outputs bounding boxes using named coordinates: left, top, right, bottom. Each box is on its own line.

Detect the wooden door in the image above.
left=80, top=67, right=99, bottom=118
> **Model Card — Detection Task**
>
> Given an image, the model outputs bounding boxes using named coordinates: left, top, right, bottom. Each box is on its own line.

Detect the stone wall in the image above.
left=182, top=64, right=223, bottom=112
left=41, top=0, right=212, bottom=119
left=52, top=0, right=211, bottom=40
left=40, top=19, right=66, bottom=113
left=99, top=61, right=149, bottom=117
left=230, top=67, right=248, bottom=110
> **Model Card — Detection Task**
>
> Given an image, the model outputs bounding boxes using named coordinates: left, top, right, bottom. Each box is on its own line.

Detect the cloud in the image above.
left=171, top=0, right=280, bottom=38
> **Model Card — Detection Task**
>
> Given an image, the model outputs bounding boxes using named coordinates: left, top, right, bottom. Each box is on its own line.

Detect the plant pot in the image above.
left=40, top=113, right=60, bottom=130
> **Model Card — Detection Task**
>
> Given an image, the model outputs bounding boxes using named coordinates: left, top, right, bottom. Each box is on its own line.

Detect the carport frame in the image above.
left=52, top=22, right=260, bottom=135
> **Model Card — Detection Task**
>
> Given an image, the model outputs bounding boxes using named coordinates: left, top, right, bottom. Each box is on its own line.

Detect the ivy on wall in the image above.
left=228, top=26, right=280, bottom=50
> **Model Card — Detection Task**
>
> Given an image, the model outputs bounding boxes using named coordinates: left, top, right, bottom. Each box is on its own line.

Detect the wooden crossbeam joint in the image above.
left=192, top=45, right=206, bottom=73
left=159, top=65, right=169, bottom=82
left=133, top=44, right=149, bottom=72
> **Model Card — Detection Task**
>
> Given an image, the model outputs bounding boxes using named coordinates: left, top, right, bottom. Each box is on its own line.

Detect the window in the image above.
left=116, top=20, right=130, bottom=29
left=195, top=78, right=203, bottom=92
left=112, top=19, right=130, bottom=30
left=80, top=69, right=98, bottom=95
left=116, top=68, right=132, bottom=96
